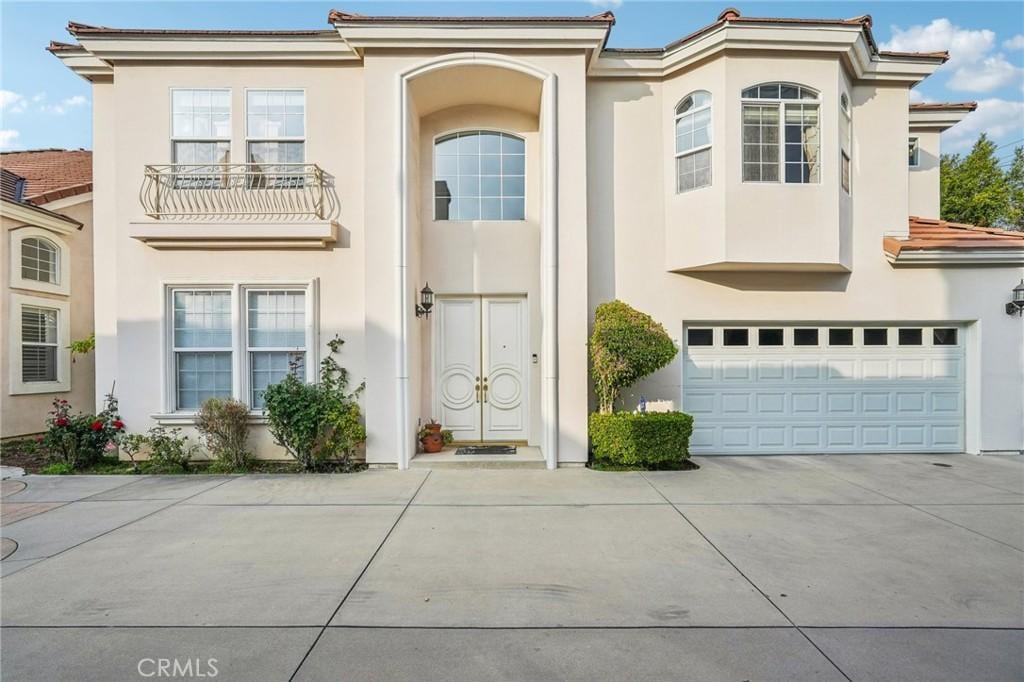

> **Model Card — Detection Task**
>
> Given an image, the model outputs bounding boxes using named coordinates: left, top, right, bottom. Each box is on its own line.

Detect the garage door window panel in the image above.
left=829, top=328, right=853, bottom=346
left=794, top=328, right=819, bottom=346
left=899, top=328, right=923, bottom=345
left=723, top=329, right=749, bottom=346
left=687, top=328, right=714, bottom=346
left=933, top=328, right=958, bottom=345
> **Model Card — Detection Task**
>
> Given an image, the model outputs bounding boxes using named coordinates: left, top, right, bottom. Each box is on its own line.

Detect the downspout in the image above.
left=542, top=74, right=559, bottom=469
left=396, top=75, right=411, bottom=470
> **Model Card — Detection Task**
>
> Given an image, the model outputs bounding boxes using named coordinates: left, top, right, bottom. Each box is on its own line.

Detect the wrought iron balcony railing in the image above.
left=140, top=163, right=338, bottom=221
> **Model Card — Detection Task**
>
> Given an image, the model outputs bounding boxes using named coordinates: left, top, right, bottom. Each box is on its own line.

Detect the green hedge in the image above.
left=589, top=411, right=694, bottom=469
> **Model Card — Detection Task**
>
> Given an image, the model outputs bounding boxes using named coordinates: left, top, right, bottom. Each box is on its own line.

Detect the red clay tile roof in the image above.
left=909, top=102, right=978, bottom=111
left=66, top=21, right=336, bottom=38
left=884, top=216, right=1024, bottom=257
left=0, top=149, right=92, bottom=205
left=327, top=10, right=615, bottom=25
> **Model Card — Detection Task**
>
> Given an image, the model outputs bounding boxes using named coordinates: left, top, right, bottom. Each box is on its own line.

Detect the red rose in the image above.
left=91, top=420, right=104, bottom=431
left=112, top=420, right=125, bottom=430
left=55, top=417, right=69, bottom=427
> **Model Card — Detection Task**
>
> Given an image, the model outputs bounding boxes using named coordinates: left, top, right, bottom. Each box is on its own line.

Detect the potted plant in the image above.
left=418, top=419, right=444, bottom=453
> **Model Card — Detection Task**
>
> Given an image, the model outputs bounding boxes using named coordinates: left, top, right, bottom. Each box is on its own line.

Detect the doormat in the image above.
left=455, top=445, right=517, bottom=456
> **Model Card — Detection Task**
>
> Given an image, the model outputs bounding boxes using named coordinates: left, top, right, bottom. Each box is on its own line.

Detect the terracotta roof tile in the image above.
left=327, top=9, right=615, bottom=25
left=0, top=149, right=92, bottom=204
left=909, top=101, right=978, bottom=111
left=66, top=21, right=336, bottom=38
left=884, top=216, right=1024, bottom=257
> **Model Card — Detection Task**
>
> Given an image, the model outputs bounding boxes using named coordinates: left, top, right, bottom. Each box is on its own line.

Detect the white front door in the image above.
left=435, top=296, right=528, bottom=442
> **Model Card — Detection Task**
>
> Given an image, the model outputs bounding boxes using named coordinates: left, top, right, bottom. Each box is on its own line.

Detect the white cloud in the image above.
left=881, top=18, right=1024, bottom=94
left=587, top=0, right=623, bottom=7
left=40, top=95, right=88, bottom=115
left=1004, top=35, right=1024, bottom=50
left=881, top=18, right=994, bottom=68
left=942, top=98, right=1024, bottom=152
left=908, top=89, right=933, bottom=104
left=948, top=54, right=1024, bottom=92
left=0, top=90, right=27, bottom=115
left=0, top=129, right=21, bottom=150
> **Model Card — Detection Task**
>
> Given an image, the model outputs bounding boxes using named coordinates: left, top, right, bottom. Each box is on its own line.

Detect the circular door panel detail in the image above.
left=487, top=368, right=522, bottom=408
left=441, top=367, right=476, bottom=408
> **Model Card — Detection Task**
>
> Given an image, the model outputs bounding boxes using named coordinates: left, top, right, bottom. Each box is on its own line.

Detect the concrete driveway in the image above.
left=1, top=454, right=1021, bottom=681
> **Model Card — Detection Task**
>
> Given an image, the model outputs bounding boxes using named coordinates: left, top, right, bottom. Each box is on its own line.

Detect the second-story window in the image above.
left=741, top=82, right=820, bottom=184
left=171, top=89, right=231, bottom=166
left=674, top=91, right=712, bottom=193
left=840, top=93, right=851, bottom=194
left=246, top=89, right=305, bottom=187
left=434, top=131, right=525, bottom=221
left=908, top=137, right=920, bottom=167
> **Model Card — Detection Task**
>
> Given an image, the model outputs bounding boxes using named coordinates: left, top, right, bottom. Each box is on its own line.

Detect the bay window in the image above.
left=742, top=82, right=820, bottom=184
left=674, top=91, right=712, bottom=193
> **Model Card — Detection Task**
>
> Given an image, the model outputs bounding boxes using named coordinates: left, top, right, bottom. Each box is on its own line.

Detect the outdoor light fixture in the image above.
left=416, top=283, right=434, bottom=318
left=1008, top=279, right=1024, bottom=316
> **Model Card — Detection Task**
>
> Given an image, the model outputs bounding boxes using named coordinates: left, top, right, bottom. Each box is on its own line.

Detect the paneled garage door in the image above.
left=682, top=324, right=965, bottom=454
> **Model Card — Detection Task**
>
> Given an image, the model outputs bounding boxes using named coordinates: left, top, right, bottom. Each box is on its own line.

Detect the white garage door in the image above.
left=682, top=324, right=965, bottom=454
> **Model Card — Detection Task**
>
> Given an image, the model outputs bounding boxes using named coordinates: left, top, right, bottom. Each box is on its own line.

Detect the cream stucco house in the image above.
left=49, top=8, right=1024, bottom=468
left=1, top=150, right=95, bottom=438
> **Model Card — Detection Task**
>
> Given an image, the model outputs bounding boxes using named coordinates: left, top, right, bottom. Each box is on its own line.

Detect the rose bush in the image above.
left=43, top=393, right=125, bottom=470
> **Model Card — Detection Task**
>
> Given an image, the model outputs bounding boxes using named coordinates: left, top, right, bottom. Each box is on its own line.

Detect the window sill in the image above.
left=151, top=412, right=270, bottom=426
left=10, top=382, right=71, bottom=396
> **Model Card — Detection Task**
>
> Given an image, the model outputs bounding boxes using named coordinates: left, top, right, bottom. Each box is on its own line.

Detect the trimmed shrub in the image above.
left=263, top=336, right=366, bottom=472
left=196, top=398, right=251, bottom=469
left=144, top=425, right=199, bottom=472
left=589, top=411, right=694, bottom=469
left=590, top=300, right=677, bottom=413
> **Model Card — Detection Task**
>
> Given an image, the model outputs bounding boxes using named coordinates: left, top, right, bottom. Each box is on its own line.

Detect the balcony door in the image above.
left=434, top=296, right=529, bottom=442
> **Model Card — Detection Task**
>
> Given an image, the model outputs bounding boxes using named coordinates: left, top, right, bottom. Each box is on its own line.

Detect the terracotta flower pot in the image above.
left=421, top=433, right=444, bottom=453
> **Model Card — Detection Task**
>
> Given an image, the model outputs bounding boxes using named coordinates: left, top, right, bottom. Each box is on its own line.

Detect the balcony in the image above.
left=130, top=163, right=340, bottom=248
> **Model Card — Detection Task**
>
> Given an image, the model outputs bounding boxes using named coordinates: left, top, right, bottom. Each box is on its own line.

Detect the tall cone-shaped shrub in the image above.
left=589, top=300, right=677, bottom=413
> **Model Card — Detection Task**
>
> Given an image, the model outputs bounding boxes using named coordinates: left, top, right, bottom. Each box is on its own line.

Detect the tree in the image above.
left=589, top=300, right=677, bottom=414
left=940, top=134, right=1011, bottom=227
left=1006, top=147, right=1024, bottom=231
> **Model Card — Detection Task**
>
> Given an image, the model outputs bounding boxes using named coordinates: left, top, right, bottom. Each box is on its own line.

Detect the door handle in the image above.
left=482, top=377, right=489, bottom=403
left=475, top=376, right=481, bottom=403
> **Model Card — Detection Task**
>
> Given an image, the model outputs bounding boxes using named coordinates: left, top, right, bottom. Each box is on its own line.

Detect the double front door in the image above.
left=434, top=296, right=529, bottom=442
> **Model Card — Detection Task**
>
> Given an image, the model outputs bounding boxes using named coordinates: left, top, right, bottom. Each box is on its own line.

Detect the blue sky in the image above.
left=1, top=1, right=1022, bottom=164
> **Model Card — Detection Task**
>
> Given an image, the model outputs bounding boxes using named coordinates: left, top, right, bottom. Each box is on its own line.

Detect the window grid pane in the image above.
left=246, top=90, right=304, bottom=139
left=172, top=89, right=231, bottom=140
left=173, top=290, right=232, bottom=349
left=783, top=103, right=819, bottom=184
left=742, top=104, right=780, bottom=182
left=176, top=351, right=232, bottom=410
left=21, top=305, right=58, bottom=383
left=247, top=290, right=307, bottom=409
left=20, top=238, right=58, bottom=284
left=676, top=148, right=712, bottom=193
left=250, top=351, right=305, bottom=408
left=909, top=137, right=920, bottom=167
left=434, top=131, right=525, bottom=221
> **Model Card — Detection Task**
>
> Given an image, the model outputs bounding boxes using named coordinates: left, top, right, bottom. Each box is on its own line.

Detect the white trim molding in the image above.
left=0, top=199, right=79, bottom=234
left=397, top=52, right=559, bottom=469
left=886, top=249, right=1024, bottom=266
left=8, top=227, right=71, bottom=296
left=9, top=292, right=72, bottom=395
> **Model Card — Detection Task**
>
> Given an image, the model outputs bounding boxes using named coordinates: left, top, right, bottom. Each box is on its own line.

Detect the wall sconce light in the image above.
left=1007, top=279, right=1024, bottom=316
left=415, top=283, right=434, bottom=318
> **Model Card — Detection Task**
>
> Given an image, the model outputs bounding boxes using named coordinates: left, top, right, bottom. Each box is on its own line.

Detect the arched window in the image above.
left=674, top=91, right=712, bottom=193
left=839, top=93, right=851, bottom=193
left=21, top=237, right=59, bottom=285
left=741, top=82, right=820, bottom=184
left=434, top=130, right=525, bottom=221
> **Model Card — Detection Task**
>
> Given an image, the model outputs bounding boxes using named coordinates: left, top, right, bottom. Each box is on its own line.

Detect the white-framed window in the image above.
left=840, top=93, right=851, bottom=194
left=246, top=89, right=305, bottom=187
left=245, top=288, right=307, bottom=409
left=170, top=289, right=233, bottom=411
left=9, top=227, right=70, bottom=295
left=434, top=130, right=525, bottom=221
left=171, top=89, right=231, bottom=166
left=674, top=91, right=712, bottom=193
left=908, top=137, right=920, bottom=168
left=9, top=293, right=70, bottom=395
left=164, top=282, right=316, bottom=413
left=741, top=82, right=820, bottom=184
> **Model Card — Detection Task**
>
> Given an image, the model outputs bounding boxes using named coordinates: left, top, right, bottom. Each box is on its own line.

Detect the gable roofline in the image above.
left=909, top=101, right=978, bottom=112
left=909, top=102, right=977, bottom=133
left=65, top=21, right=337, bottom=38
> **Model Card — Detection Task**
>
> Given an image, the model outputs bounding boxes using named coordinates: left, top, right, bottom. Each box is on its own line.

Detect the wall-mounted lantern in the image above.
left=1007, top=279, right=1024, bottom=316
left=415, top=283, right=434, bottom=318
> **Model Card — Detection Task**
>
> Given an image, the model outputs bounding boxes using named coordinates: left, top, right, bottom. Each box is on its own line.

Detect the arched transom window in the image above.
left=21, top=237, right=59, bottom=285
left=741, top=82, right=820, bottom=184
left=434, top=131, right=525, bottom=221
left=674, top=91, right=712, bottom=193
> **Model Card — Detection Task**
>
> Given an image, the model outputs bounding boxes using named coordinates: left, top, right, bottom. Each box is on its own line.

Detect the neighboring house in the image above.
left=1, top=150, right=95, bottom=438
left=49, top=8, right=1024, bottom=468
